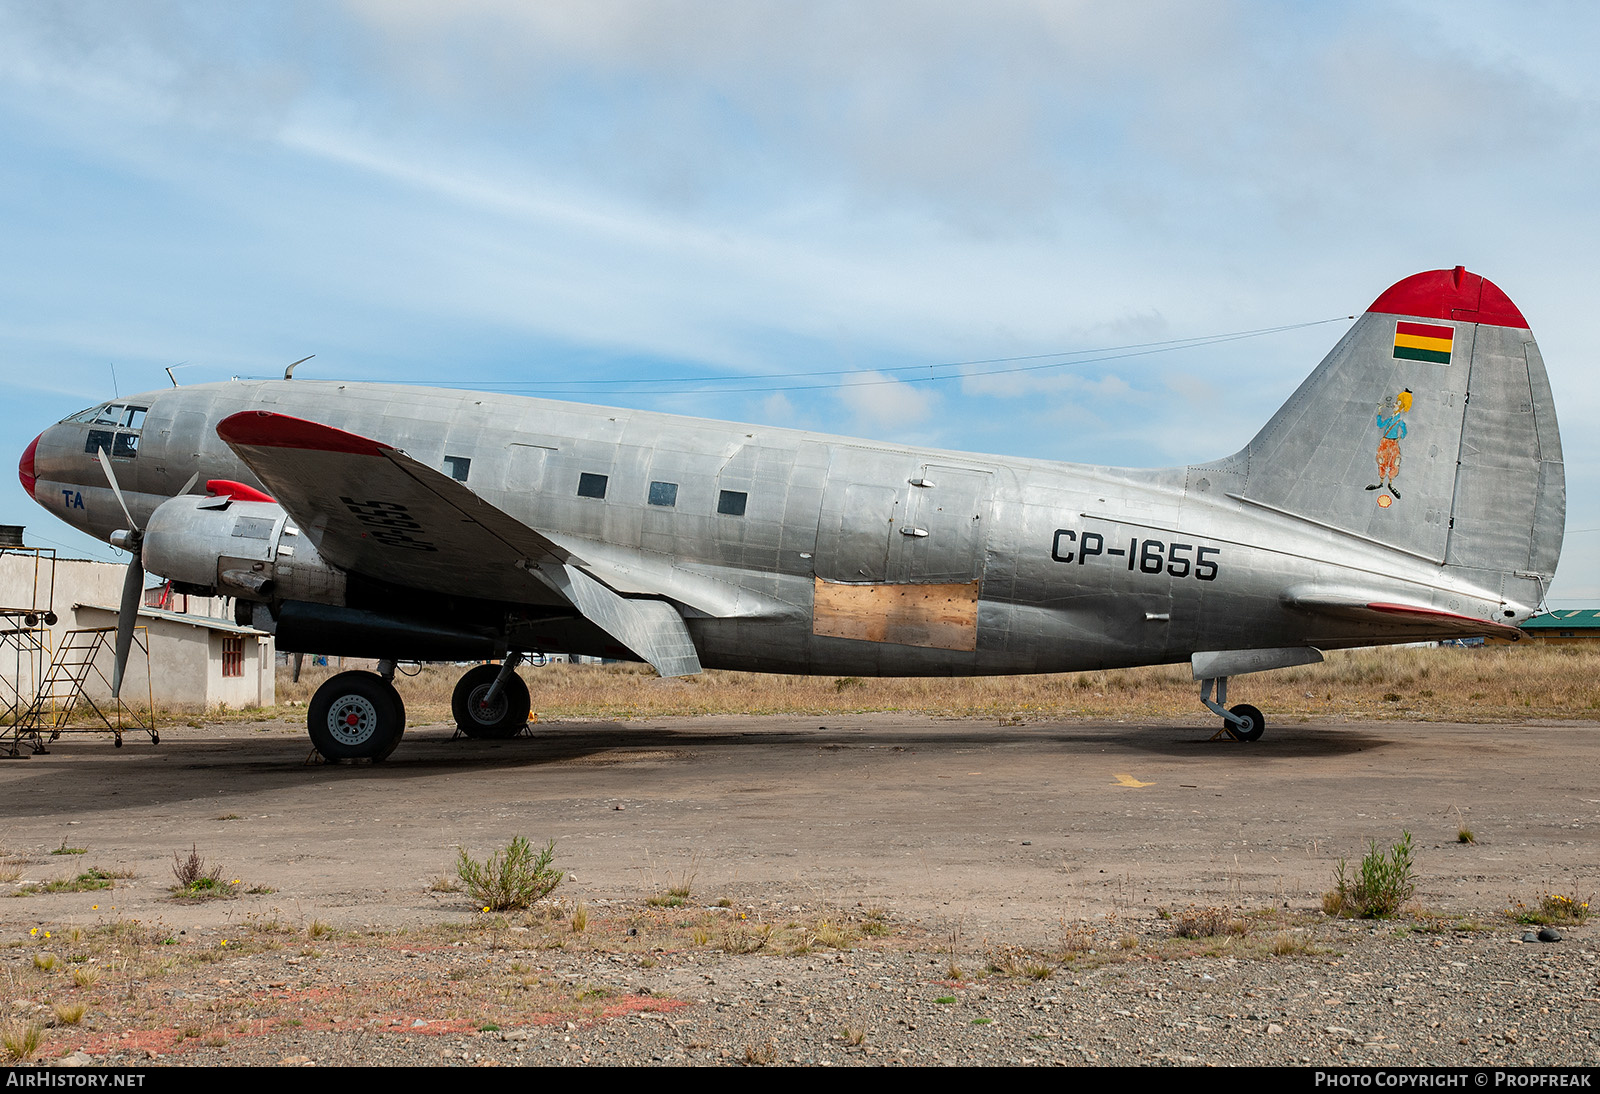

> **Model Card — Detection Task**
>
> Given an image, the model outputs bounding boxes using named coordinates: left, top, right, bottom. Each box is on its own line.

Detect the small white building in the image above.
left=0, top=546, right=274, bottom=711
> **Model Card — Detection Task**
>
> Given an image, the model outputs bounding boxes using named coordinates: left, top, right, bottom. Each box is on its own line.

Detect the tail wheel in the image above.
left=451, top=663, right=531, bottom=739
left=308, top=671, right=406, bottom=760
left=1225, top=703, right=1266, bottom=742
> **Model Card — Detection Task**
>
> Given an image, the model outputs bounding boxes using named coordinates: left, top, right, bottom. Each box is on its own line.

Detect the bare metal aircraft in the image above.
left=18, top=267, right=1564, bottom=759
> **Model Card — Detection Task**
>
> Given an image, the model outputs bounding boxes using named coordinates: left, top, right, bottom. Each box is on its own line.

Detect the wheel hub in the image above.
left=469, top=685, right=507, bottom=724
left=328, top=695, right=379, bottom=746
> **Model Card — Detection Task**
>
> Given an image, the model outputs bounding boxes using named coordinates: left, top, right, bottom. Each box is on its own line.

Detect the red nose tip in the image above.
left=19, top=433, right=39, bottom=496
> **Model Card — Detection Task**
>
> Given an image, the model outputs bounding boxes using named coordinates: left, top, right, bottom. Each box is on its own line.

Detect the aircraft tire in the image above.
left=452, top=663, right=531, bottom=739
left=309, top=670, right=406, bottom=761
left=1226, top=703, right=1266, bottom=742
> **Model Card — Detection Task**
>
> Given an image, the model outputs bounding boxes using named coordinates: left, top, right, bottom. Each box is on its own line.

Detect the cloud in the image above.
left=959, top=369, right=1137, bottom=401
left=2, top=2, right=1598, bottom=597
left=832, top=372, right=937, bottom=433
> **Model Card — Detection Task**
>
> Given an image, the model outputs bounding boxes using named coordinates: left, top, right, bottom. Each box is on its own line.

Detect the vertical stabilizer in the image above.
left=1197, top=267, right=1564, bottom=604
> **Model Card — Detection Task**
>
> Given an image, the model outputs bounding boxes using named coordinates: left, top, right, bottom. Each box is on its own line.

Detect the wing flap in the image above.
left=534, top=561, right=703, bottom=677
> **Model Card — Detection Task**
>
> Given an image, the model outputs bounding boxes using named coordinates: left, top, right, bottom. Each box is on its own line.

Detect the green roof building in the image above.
left=1518, top=609, right=1600, bottom=643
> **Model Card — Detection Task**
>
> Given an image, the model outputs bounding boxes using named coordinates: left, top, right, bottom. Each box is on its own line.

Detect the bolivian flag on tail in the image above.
left=1393, top=320, right=1454, bottom=364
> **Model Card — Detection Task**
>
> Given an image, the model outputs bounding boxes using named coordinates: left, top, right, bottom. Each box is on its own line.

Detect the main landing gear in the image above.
left=451, top=656, right=531, bottom=739
left=304, top=657, right=535, bottom=760
left=307, top=660, right=406, bottom=761
left=1199, top=676, right=1266, bottom=742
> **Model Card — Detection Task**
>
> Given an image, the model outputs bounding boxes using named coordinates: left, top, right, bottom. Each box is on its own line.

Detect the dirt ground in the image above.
left=4, top=712, right=1599, bottom=1065
left=7, top=713, right=1598, bottom=935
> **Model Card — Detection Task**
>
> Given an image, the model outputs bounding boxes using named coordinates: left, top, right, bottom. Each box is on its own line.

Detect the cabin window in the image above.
left=577, top=472, right=608, bottom=499
left=112, top=432, right=140, bottom=459
left=84, top=429, right=114, bottom=456
left=648, top=481, right=678, bottom=507
left=443, top=455, right=471, bottom=482
left=717, top=489, right=748, bottom=516
left=222, top=636, right=244, bottom=678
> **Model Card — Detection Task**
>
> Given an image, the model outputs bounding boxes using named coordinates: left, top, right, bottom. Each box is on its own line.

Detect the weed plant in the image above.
left=1327, top=831, right=1416, bottom=918
left=456, top=837, right=562, bottom=911
left=1508, top=892, right=1592, bottom=926
left=170, top=846, right=233, bottom=900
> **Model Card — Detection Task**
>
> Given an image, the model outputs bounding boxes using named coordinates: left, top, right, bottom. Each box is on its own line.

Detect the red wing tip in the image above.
left=1367, top=267, right=1528, bottom=329
left=217, top=411, right=391, bottom=457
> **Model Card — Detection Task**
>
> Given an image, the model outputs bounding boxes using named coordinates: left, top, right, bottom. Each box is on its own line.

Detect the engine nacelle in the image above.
left=142, top=494, right=347, bottom=604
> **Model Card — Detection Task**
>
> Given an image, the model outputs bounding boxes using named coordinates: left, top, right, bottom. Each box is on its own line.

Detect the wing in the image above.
left=216, top=410, right=704, bottom=676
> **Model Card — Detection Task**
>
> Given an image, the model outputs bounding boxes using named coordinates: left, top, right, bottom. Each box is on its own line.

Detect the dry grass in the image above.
left=275, top=645, right=1600, bottom=725
left=1171, top=905, right=1249, bottom=939
left=2, top=1019, right=42, bottom=1063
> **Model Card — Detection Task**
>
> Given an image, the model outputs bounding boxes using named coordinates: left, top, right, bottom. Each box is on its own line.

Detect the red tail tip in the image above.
left=1368, top=267, right=1527, bottom=329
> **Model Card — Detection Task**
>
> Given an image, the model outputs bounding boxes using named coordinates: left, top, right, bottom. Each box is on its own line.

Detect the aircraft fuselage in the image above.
left=23, top=377, right=1528, bottom=677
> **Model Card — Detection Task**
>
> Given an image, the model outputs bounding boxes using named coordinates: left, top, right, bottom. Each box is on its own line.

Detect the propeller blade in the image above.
left=95, top=446, right=139, bottom=531
left=111, top=548, right=144, bottom=699
left=177, top=471, right=200, bottom=496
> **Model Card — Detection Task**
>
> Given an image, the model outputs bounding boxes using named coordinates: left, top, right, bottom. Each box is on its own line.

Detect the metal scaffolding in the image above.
left=1, top=545, right=156, bottom=757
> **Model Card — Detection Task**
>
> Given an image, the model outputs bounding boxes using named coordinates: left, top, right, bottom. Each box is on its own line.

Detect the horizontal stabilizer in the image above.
left=1286, top=591, right=1522, bottom=641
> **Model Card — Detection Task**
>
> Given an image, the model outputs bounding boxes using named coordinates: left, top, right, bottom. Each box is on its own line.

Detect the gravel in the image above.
left=22, top=916, right=1599, bottom=1068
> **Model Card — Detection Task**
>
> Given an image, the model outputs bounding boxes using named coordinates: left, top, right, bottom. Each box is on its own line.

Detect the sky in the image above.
left=1, top=0, right=1595, bottom=604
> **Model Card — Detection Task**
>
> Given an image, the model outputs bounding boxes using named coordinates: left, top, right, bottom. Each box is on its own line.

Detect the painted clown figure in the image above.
left=1367, top=388, right=1413, bottom=501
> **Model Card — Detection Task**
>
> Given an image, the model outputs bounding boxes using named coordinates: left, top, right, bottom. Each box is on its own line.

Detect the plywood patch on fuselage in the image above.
left=812, top=578, right=979, bottom=652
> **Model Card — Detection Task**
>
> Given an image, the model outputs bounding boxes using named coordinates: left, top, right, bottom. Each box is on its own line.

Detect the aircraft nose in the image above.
left=19, top=432, right=40, bottom=497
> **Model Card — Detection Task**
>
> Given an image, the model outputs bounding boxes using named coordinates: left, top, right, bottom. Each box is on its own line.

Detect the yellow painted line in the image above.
left=1113, top=773, right=1152, bottom=788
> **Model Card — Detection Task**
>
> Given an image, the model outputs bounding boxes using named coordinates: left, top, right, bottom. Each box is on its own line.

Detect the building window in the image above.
left=577, top=472, right=608, bottom=499
left=717, top=489, right=748, bottom=516
left=648, top=481, right=678, bottom=507
left=443, top=455, right=471, bottom=481
left=222, top=636, right=244, bottom=677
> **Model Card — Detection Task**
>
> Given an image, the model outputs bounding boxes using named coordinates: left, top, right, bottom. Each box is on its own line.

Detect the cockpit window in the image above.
left=60, top=403, right=145, bottom=427
left=66, top=403, right=149, bottom=458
